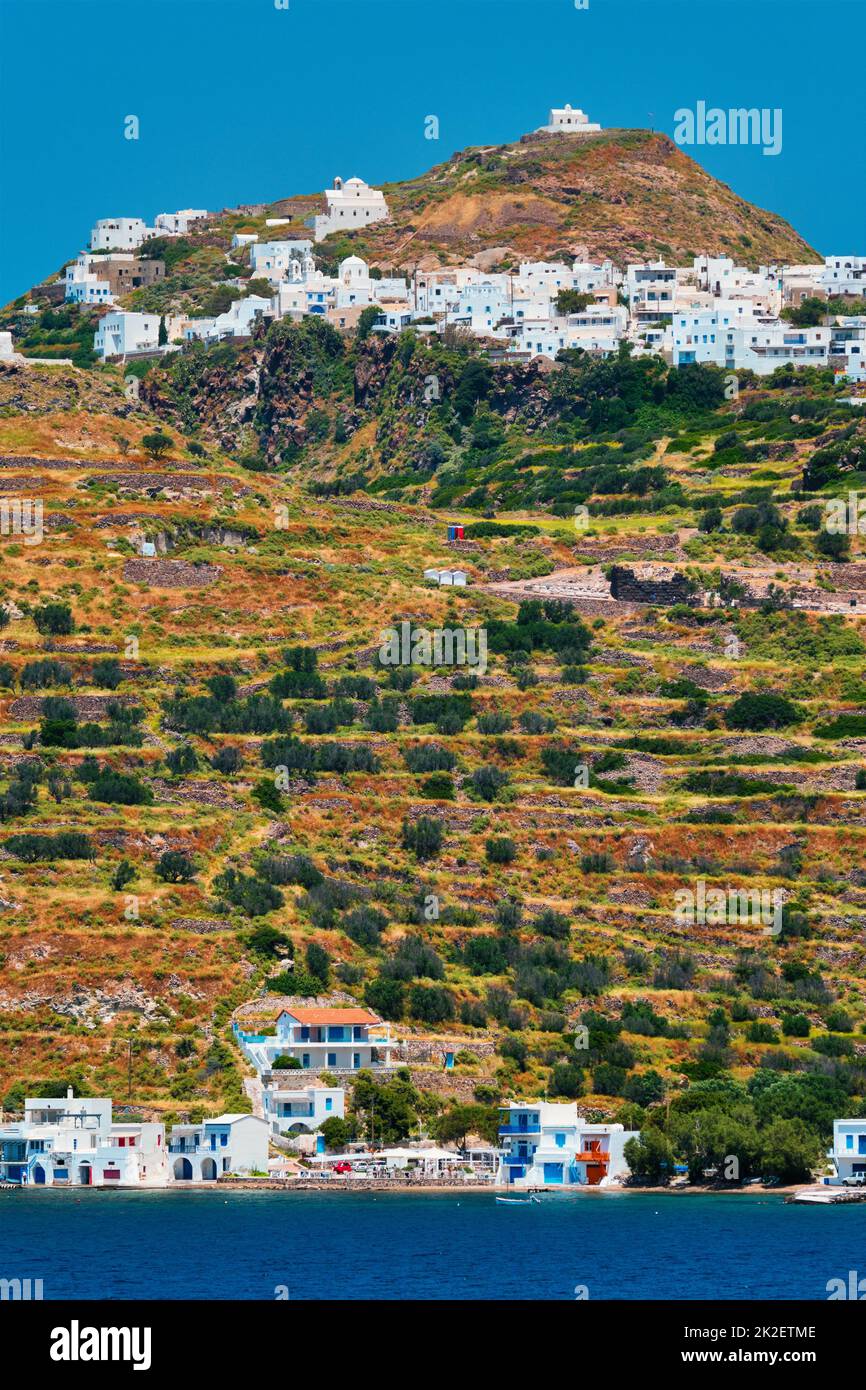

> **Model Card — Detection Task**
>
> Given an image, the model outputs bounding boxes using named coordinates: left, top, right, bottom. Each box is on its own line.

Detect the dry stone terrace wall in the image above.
left=123, top=559, right=222, bottom=587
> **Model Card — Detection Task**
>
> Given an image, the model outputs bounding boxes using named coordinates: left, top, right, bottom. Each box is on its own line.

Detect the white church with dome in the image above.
left=312, top=175, right=390, bottom=242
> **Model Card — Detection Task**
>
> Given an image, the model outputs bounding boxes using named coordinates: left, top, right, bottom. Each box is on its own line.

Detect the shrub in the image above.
left=88, top=770, right=152, bottom=805
left=211, top=746, right=244, bottom=774
left=33, top=602, right=74, bottom=636
left=402, top=816, right=444, bottom=860
left=3, top=831, right=93, bottom=861
left=155, top=850, right=196, bottom=883
left=725, top=692, right=800, bottom=730
left=408, top=984, right=454, bottom=1023
left=486, top=836, right=516, bottom=864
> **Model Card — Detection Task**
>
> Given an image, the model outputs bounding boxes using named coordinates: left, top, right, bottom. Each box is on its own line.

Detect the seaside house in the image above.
left=0, top=1089, right=167, bottom=1188
left=830, top=1119, right=866, bottom=1183
left=234, top=1005, right=394, bottom=1076
left=262, top=1083, right=345, bottom=1144
left=167, top=1113, right=268, bottom=1181
left=312, top=176, right=389, bottom=242
left=497, top=1100, right=639, bottom=1188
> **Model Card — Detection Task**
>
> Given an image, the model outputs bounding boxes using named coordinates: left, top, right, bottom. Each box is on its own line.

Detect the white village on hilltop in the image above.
left=3, top=104, right=863, bottom=383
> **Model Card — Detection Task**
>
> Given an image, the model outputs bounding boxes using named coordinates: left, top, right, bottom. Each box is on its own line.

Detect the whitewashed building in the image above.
left=94, top=310, right=160, bottom=359
left=830, top=1119, right=866, bottom=1182
left=234, top=1005, right=395, bottom=1076
left=498, top=1101, right=638, bottom=1188
left=0, top=1090, right=167, bottom=1188
left=820, top=256, right=865, bottom=300
left=167, top=1113, right=268, bottom=1180
left=537, top=104, right=602, bottom=134
left=250, top=239, right=315, bottom=279
left=90, top=217, right=156, bottom=252
left=312, top=176, right=389, bottom=242
left=65, top=253, right=114, bottom=305
left=262, top=1083, right=345, bottom=1139
left=184, top=294, right=272, bottom=343
left=154, top=208, right=208, bottom=236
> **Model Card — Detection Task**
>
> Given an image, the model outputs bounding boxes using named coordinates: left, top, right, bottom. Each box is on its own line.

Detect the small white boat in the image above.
left=496, top=1194, right=541, bottom=1205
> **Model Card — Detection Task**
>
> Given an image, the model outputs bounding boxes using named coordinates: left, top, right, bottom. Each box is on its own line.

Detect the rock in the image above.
left=626, top=836, right=654, bottom=871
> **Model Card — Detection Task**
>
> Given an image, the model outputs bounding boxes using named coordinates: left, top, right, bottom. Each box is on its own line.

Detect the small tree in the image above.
left=142, top=431, right=172, bottom=461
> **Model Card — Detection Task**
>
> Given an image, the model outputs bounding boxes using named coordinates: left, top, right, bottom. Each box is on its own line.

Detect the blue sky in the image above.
left=1, top=0, right=864, bottom=304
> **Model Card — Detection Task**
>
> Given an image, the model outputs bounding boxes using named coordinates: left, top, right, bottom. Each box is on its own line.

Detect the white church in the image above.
left=312, top=175, right=390, bottom=242
left=537, top=104, right=602, bottom=134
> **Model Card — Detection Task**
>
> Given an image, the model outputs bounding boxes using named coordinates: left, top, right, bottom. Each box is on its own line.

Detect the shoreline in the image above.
left=2, top=1179, right=803, bottom=1197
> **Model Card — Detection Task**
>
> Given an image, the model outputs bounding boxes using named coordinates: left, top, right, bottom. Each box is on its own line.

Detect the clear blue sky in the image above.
left=1, top=0, right=864, bottom=304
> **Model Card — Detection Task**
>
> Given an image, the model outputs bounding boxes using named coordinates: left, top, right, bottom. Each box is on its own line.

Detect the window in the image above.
left=325, top=1098, right=333, bottom=1112
left=327, top=1052, right=337, bottom=1067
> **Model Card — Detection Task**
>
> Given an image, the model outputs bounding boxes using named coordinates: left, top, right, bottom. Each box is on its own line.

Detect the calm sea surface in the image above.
left=2, top=1189, right=864, bottom=1300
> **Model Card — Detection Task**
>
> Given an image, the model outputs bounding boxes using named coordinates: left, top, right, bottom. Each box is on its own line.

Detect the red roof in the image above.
left=276, top=1006, right=381, bottom=1026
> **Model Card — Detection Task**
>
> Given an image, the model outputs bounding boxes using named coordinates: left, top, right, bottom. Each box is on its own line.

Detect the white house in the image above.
left=312, top=176, right=389, bottom=242
left=90, top=217, right=156, bottom=252
left=627, top=262, right=679, bottom=321
left=0, top=1089, right=167, bottom=1188
left=154, top=208, right=208, bottom=236
left=234, top=1005, right=394, bottom=1076
left=820, top=256, right=865, bottom=300
left=232, top=232, right=259, bottom=249
left=65, top=253, right=114, bottom=305
left=262, top=1083, right=345, bottom=1140
left=94, top=310, right=160, bottom=359
left=830, top=1119, right=866, bottom=1183
left=184, top=294, right=272, bottom=343
left=167, top=1113, right=268, bottom=1181
left=537, top=104, right=602, bottom=134
left=497, top=1100, right=638, bottom=1188
left=250, top=239, right=315, bottom=279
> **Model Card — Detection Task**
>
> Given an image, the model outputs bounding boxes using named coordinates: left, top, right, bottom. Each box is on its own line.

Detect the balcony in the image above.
left=575, top=1150, right=609, bottom=1164
left=499, top=1124, right=541, bottom=1136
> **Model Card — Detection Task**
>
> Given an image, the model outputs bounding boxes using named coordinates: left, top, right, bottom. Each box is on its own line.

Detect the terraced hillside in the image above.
left=0, top=339, right=865, bottom=1178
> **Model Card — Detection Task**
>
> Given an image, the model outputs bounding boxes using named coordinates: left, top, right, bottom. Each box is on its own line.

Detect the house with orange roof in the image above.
left=234, top=1004, right=395, bottom=1077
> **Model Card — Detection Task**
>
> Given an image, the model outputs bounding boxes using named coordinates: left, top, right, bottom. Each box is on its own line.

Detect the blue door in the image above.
left=543, top=1163, right=564, bottom=1185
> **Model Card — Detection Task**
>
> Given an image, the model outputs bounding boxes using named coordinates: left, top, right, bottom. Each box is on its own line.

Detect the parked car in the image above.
left=332, top=1161, right=352, bottom=1174
left=842, top=1173, right=866, bottom=1187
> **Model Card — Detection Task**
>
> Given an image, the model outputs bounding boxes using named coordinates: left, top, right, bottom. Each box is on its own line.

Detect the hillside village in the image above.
left=0, top=106, right=865, bottom=1194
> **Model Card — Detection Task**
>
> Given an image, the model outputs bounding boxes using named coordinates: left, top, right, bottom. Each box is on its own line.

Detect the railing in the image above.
left=499, top=1124, right=541, bottom=1136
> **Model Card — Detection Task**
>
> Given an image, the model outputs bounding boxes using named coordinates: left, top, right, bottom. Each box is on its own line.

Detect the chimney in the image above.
left=66, top=1085, right=74, bottom=1099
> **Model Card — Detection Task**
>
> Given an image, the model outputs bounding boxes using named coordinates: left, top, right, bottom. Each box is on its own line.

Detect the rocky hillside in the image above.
left=359, top=130, right=819, bottom=269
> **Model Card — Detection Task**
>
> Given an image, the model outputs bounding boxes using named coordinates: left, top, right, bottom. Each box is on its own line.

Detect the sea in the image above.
left=2, top=1189, right=865, bottom=1300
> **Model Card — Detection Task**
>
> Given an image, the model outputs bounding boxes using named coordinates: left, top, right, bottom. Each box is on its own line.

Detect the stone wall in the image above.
left=609, top=565, right=694, bottom=605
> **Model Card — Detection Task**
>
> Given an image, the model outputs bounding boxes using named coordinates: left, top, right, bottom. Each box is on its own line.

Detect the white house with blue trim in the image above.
left=0, top=1089, right=167, bottom=1187
left=234, top=1005, right=394, bottom=1077
left=498, top=1100, right=638, bottom=1187
left=263, top=1083, right=344, bottom=1144
left=167, top=1113, right=268, bottom=1181
left=830, top=1118, right=866, bottom=1183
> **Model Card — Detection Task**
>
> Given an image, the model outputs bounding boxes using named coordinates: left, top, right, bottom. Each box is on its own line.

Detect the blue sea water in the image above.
left=1, top=1190, right=864, bottom=1300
